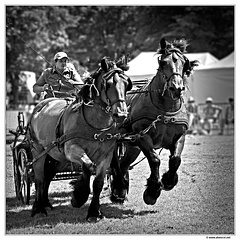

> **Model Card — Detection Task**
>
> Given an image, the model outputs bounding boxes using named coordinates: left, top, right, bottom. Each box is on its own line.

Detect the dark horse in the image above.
left=110, top=38, right=198, bottom=205
left=27, top=56, right=132, bottom=221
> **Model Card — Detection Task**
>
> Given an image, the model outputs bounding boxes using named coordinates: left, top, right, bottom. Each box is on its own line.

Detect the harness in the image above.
left=30, top=68, right=129, bottom=163
left=118, top=102, right=188, bottom=142
left=30, top=100, right=122, bottom=163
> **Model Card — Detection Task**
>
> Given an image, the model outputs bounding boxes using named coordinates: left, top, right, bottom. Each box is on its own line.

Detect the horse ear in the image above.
left=160, top=38, right=166, bottom=50
left=101, top=57, right=109, bottom=72
left=126, top=77, right=132, bottom=91
left=116, top=54, right=130, bottom=71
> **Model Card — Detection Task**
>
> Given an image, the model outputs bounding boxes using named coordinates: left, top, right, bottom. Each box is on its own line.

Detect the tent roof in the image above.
left=198, top=52, right=234, bottom=70
left=127, top=52, right=219, bottom=77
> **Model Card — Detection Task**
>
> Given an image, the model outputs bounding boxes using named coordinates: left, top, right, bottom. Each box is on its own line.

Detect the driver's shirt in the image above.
left=34, top=63, right=84, bottom=98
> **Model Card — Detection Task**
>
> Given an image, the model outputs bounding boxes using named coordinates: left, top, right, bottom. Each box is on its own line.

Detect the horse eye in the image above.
left=160, top=60, right=167, bottom=68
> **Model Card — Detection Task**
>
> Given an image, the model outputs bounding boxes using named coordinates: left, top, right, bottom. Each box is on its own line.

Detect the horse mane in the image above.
left=156, top=38, right=189, bottom=54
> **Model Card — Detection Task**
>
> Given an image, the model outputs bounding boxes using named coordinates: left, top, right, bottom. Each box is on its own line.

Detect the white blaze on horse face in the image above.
left=170, top=74, right=184, bottom=91
left=107, top=74, right=128, bottom=120
left=167, top=57, right=185, bottom=92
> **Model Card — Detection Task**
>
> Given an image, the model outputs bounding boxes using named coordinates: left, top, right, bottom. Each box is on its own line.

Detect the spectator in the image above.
left=224, top=97, right=234, bottom=134
left=200, top=97, right=223, bottom=135
left=186, top=96, right=199, bottom=134
left=225, top=97, right=234, bottom=125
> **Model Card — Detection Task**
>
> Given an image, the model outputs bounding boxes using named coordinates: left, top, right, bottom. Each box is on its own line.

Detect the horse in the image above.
left=109, top=38, right=199, bottom=205
left=27, top=55, right=132, bottom=222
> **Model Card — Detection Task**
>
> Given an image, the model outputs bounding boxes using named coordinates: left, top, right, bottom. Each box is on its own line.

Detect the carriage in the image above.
left=9, top=111, right=83, bottom=205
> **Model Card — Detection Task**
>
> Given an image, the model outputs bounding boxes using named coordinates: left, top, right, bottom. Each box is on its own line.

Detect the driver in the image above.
left=33, top=52, right=84, bottom=99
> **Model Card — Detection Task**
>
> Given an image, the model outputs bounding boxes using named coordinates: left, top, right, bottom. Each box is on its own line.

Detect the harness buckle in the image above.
left=163, top=117, right=170, bottom=124
left=106, top=133, right=113, bottom=140
left=94, top=133, right=100, bottom=140
left=156, top=115, right=162, bottom=121
left=105, top=105, right=111, bottom=113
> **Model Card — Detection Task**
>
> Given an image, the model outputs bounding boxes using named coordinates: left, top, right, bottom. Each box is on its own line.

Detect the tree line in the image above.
left=6, top=6, right=234, bottom=105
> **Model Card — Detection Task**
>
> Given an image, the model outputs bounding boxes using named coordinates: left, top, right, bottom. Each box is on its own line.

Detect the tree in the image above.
left=6, top=6, right=79, bottom=105
left=6, top=6, right=234, bottom=106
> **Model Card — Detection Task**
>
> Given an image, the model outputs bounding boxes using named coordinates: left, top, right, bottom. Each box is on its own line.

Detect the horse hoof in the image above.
left=87, top=212, right=104, bottom=223
left=71, top=197, right=81, bottom=208
left=45, top=202, right=54, bottom=210
left=31, top=208, right=48, bottom=217
left=87, top=216, right=104, bottom=223
left=110, top=194, right=126, bottom=204
left=161, top=173, right=178, bottom=191
left=143, top=189, right=160, bottom=205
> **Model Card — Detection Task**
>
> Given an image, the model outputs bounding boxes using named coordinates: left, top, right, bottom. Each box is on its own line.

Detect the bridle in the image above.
left=101, top=67, right=129, bottom=111
left=156, top=49, right=188, bottom=97
left=84, top=66, right=129, bottom=114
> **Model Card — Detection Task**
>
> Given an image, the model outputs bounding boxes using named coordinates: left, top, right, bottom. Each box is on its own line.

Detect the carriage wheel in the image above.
left=15, top=148, right=31, bottom=204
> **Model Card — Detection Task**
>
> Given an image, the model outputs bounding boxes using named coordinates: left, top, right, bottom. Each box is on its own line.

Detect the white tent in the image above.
left=127, top=52, right=219, bottom=82
left=127, top=51, right=234, bottom=103
left=187, top=52, right=234, bottom=103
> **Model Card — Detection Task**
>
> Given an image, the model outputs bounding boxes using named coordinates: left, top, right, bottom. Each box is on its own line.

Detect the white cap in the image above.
left=206, top=97, right=213, bottom=103
left=188, top=96, right=195, bottom=103
left=54, top=52, right=69, bottom=61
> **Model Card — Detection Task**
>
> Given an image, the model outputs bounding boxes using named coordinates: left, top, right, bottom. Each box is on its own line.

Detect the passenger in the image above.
left=33, top=52, right=84, bottom=99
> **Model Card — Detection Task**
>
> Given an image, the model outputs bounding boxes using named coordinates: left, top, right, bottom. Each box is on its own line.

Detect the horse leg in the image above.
left=161, top=134, right=185, bottom=191
left=71, top=163, right=91, bottom=208
left=42, top=155, right=58, bottom=210
left=110, top=143, right=140, bottom=203
left=87, top=158, right=111, bottom=222
left=31, top=154, right=47, bottom=217
left=139, top=137, right=162, bottom=205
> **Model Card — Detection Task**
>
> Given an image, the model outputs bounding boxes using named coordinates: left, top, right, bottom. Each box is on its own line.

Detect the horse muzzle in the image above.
left=112, top=101, right=128, bottom=123
left=168, top=75, right=185, bottom=99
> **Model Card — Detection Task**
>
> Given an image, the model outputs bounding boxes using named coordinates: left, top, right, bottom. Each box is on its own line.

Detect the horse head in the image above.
left=79, top=56, right=132, bottom=123
left=157, top=38, right=198, bottom=100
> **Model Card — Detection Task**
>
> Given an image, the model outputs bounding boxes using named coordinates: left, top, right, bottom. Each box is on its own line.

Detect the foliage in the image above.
left=6, top=6, right=234, bottom=105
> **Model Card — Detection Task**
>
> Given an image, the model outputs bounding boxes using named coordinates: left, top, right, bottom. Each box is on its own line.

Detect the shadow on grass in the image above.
left=6, top=190, right=158, bottom=231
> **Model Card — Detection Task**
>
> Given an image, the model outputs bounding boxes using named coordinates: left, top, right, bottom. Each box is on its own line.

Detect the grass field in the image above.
left=5, top=133, right=235, bottom=235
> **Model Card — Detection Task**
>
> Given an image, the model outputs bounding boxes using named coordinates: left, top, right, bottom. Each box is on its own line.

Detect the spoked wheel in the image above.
left=15, top=148, right=31, bottom=204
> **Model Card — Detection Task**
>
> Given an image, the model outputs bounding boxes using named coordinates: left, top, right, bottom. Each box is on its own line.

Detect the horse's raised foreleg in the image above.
left=161, top=134, right=185, bottom=191
left=138, top=137, right=162, bottom=205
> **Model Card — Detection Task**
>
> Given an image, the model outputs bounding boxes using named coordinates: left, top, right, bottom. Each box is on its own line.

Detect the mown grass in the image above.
left=6, top=135, right=235, bottom=234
